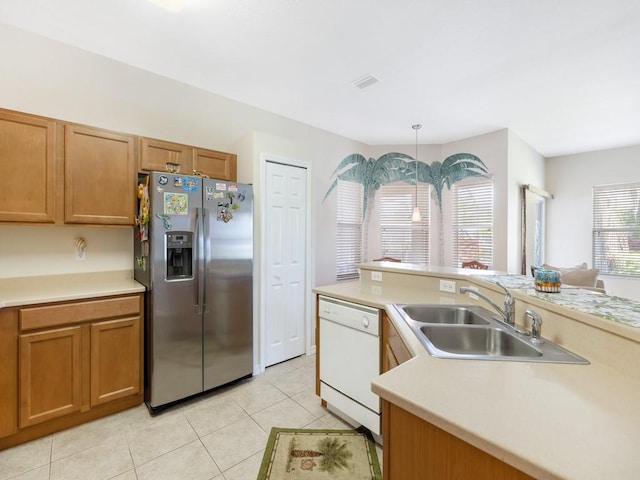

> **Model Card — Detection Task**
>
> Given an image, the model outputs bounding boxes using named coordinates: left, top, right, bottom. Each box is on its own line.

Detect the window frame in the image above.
left=451, top=177, right=494, bottom=268
left=592, top=182, right=640, bottom=278
left=335, top=180, right=364, bottom=280
left=378, top=181, right=430, bottom=265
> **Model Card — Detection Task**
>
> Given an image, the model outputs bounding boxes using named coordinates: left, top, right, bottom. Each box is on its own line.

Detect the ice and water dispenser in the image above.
left=166, top=232, right=193, bottom=280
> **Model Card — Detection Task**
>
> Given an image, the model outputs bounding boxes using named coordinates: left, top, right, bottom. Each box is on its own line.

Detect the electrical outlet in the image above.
left=439, top=280, right=456, bottom=293
left=371, top=271, right=383, bottom=282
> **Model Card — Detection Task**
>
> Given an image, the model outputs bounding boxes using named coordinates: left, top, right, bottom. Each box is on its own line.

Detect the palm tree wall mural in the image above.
left=323, top=151, right=489, bottom=266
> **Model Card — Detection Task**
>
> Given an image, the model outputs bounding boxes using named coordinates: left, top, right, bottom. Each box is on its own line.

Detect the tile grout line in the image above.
left=4, top=355, right=322, bottom=480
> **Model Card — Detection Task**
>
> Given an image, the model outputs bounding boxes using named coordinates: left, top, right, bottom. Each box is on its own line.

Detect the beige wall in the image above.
left=0, top=23, right=556, bottom=288
left=507, top=130, right=547, bottom=273
left=546, top=144, right=640, bottom=300
left=440, top=129, right=511, bottom=271
left=0, top=24, right=363, bottom=287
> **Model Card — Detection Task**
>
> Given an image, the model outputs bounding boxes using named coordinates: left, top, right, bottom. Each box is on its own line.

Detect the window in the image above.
left=593, top=182, right=640, bottom=277
left=336, top=180, right=363, bottom=279
left=379, top=182, right=430, bottom=264
left=452, top=178, right=494, bottom=268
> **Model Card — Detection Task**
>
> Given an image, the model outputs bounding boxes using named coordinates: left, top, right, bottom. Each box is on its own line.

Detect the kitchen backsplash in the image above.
left=0, top=226, right=133, bottom=278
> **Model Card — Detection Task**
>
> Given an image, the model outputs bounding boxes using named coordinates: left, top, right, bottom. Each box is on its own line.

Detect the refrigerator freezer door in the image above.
left=202, top=180, right=254, bottom=390
left=146, top=172, right=204, bottom=408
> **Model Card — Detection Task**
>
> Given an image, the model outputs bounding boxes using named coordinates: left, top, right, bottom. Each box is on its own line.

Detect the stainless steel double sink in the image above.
left=393, top=304, right=589, bottom=364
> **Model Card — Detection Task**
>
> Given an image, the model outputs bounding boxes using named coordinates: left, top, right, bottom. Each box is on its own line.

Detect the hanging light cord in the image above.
left=411, top=123, right=422, bottom=202
left=412, top=124, right=422, bottom=210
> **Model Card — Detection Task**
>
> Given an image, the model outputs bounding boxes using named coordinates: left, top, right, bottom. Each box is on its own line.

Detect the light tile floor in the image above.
left=0, top=354, right=381, bottom=480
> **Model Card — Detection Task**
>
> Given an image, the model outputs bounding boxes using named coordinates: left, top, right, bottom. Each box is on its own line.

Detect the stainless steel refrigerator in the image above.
left=134, top=171, right=253, bottom=412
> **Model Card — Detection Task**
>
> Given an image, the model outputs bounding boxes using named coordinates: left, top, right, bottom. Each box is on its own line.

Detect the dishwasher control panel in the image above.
left=318, top=296, right=380, bottom=336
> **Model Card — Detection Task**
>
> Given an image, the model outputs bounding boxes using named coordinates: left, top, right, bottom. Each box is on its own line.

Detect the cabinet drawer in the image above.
left=20, top=296, right=140, bottom=331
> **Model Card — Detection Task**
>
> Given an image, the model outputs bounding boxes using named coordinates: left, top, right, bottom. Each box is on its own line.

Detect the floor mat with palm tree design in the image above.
left=257, top=428, right=381, bottom=479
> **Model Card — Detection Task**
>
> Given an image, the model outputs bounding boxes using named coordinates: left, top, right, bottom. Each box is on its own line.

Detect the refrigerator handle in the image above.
left=202, top=207, right=209, bottom=313
left=194, top=207, right=202, bottom=314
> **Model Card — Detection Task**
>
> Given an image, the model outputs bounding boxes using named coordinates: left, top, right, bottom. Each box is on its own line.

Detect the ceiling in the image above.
left=1, top=0, right=639, bottom=157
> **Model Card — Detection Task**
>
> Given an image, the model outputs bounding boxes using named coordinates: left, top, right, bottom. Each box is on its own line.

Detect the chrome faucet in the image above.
left=525, top=310, right=543, bottom=343
left=459, top=282, right=515, bottom=327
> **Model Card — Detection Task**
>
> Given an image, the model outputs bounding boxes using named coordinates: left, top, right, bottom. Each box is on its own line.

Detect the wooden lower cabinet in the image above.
left=19, top=326, right=83, bottom=427
left=382, top=401, right=534, bottom=480
left=0, top=294, right=143, bottom=450
left=0, top=309, right=18, bottom=439
left=381, top=314, right=532, bottom=479
left=382, top=312, right=413, bottom=373
left=91, top=317, right=140, bottom=406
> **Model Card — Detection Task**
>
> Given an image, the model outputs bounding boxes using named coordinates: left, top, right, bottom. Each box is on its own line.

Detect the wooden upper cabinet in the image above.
left=139, top=137, right=192, bottom=174
left=64, top=125, right=137, bottom=225
left=0, top=109, right=56, bottom=223
left=139, top=137, right=237, bottom=181
left=193, top=148, right=237, bottom=181
left=0, top=108, right=236, bottom=226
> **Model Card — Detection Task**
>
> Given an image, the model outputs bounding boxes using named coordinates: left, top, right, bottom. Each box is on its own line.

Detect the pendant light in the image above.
left=411, top=124, right=422, bottom=222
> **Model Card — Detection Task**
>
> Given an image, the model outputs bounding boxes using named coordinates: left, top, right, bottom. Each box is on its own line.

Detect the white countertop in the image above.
left=314, top=275, right=640, bottom=480
left=0, top=271, right=145, bottom=308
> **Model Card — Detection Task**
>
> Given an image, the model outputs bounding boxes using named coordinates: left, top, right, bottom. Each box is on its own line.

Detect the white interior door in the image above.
left=265, top=161, right=307, bottom=366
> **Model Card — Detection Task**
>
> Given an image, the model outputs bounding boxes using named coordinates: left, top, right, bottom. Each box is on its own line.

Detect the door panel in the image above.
left=265, top=161, right=307, bottom=366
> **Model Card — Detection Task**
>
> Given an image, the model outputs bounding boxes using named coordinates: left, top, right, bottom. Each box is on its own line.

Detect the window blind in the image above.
left=336, top=180, right=363, bottom=279
left=452, top=178, right=494, bottom=268
left=593, top=182, right=640, bottom=277
left=379, top=182, right=430, bottom=264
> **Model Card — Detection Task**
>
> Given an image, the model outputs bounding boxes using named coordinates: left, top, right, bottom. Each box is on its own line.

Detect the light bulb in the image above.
left=411, top=206, right=422, bottom=222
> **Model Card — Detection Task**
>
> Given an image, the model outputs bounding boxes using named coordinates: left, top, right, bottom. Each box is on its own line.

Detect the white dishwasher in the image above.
left=318, top=295, right=381, bottom=435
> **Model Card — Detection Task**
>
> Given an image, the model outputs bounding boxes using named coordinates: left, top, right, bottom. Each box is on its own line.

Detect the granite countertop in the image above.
left=0, top=271, right=145, bottom=308
left=314, top=275, right=640, bottom=480
left=469, top=272, right=640, bottom=328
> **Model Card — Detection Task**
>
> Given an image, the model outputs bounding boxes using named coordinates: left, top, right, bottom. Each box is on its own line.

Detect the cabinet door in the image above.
left=19, top=326, right=82, bottom=427
left=193, top=148, right=237, bottom=181
left=90, top=317, right=141, bottom=406
left=0, top=309, right=18, bottom=438
left=383, top=401, right=534, bottom=480
left=64, top=125, right=136, bottom=225
left=0, top=109, right=56, bottom=223
left=139, top=137, right=192, bottom=173
left=382, top=313, right=413, bottom=373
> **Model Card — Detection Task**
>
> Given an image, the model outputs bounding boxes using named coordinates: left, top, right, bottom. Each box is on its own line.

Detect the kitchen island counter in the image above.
left=0, top=271, right=144, bottom=308
left=314, top=264, right=640, bottom=480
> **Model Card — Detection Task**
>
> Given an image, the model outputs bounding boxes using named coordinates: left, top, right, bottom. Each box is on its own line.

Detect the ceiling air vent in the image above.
left=352, top=74, right=379, bottom=89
